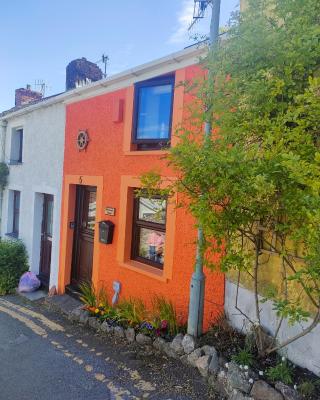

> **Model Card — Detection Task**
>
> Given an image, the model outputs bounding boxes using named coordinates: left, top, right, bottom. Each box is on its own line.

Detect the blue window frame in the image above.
left=132, top=75, right=175, bottom=150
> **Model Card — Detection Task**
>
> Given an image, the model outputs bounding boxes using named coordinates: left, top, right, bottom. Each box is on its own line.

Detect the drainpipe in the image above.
left=0, top=119, right=7, bottom=238
left=187, top=0, right=221, bottom=337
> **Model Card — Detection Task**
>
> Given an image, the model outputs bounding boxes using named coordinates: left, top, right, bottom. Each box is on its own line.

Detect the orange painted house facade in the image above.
left=58, top=46, right=224, bottom=330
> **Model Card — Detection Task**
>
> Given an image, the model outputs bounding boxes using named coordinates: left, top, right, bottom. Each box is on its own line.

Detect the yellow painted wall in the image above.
left=228, top=236, right=316, bottom=316
left=240, top=0, right=248, bottom=12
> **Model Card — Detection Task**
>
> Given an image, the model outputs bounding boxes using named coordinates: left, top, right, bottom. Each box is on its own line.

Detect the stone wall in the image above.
left=225, top=279, right=320, bottom=377
left=15, top=87, right=43, bottom=106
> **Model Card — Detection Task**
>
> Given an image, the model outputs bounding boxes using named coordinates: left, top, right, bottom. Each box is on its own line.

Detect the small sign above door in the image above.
left=105, top=207, right=116, bottom=216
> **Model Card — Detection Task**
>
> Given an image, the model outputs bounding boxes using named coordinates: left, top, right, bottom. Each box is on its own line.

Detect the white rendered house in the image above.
left=0, top=95, right=65, bottom=289
left=0, top=59, right=103, bottom=289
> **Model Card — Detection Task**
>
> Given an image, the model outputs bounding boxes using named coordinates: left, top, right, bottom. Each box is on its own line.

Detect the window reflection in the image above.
left=47, top=200, right=53, bottom=237
left=136, top=84, right=173, bottom=140
left=87, top=191, right=96, bottom=231
left=138, top=197, right=166, bottom=224
left=138, top=228, right=165, bottom=265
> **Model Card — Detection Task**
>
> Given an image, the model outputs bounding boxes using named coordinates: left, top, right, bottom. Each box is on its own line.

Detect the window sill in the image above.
left=120, top=259, right=168, bottom=282
left=8, top=161, right=23, bottom=165
left=123, top=150, right=169, bottom=156
left=5, top=232, right=19, bottom=239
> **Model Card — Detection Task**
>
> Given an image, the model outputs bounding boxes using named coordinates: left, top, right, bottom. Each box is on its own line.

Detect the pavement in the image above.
left=0, top=295, right=217, bottom=400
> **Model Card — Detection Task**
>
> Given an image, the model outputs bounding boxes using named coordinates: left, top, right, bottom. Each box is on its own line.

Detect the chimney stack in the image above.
left=15, top=85, right=43, bottom=107
left=66, top=58, right=103, bottom=90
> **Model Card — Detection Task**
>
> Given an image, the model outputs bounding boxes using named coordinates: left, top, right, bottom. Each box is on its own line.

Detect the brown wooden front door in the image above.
left=39, top=194, right=54, bottom=287
left=71, top=185, right=97, bottom=287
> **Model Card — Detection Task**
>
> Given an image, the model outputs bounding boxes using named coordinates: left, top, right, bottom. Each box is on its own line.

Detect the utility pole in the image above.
left=187, top=0, right=221, bottom=338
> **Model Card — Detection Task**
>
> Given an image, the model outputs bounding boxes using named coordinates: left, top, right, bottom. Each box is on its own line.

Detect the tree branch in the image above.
left=266, top=308, right=320, bottom=355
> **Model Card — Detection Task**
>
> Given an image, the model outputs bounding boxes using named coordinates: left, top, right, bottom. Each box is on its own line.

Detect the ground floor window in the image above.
left=13, top=191, right=20, bottom=236
left=131, top=194, right=167, bottom=269
left=7, top=190, right=21, bottom=237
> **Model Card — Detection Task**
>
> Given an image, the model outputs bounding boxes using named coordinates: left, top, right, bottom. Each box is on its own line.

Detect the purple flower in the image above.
left=141, top=321, right=153, bottom=330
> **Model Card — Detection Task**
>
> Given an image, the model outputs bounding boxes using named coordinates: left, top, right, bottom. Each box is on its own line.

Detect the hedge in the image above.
left=0, top=240, right=29, bottom=295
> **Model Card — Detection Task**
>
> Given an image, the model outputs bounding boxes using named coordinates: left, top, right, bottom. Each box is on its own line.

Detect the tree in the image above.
left=142, top=0, right=320, bottom=356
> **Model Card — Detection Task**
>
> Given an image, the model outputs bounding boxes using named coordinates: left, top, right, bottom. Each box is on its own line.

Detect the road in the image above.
left=0, top=295, right=215, bottom=400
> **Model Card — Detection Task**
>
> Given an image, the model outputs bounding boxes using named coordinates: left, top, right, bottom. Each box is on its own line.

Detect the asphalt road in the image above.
left=0, top=295, right=216, bottom=400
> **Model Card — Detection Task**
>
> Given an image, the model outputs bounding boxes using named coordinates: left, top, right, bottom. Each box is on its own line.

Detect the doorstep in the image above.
left=16, top=289, right=48, bottom=302
left=65, top=284, right=82, bottom=301
left=45, top=294, right=82, bottom=316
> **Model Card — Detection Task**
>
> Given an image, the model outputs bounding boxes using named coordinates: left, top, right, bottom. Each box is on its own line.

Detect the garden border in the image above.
left=65, top=303, right=302, bottom=400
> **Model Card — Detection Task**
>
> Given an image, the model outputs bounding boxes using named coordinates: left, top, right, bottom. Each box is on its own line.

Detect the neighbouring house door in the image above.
left=71, top=185, right=96, bottom=287
left=39, top=194, right=54, bottom=287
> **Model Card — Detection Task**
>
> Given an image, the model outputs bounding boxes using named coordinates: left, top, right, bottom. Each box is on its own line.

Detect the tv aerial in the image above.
left=189, top=0, right=213, bottom=30
left=34, top=80, right=48, bottom=96
left=95, top=53, right=109, bottom=78
left=101, top=54, right=109, bottom=78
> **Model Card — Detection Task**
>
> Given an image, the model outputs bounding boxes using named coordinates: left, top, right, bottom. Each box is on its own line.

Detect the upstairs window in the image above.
left=131, top=194, right=167, bottom=269
left=132, top=75, right=175, bottom=150
left=10, top=128, right=23, bottom=164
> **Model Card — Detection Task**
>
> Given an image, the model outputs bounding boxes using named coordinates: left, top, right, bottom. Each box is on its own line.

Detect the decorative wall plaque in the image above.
left=77, top=130, right=89, bottom=151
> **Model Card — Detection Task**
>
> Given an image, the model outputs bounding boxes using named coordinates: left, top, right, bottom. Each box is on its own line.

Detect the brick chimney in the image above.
left=66, top=58, right=103, bottom=91
left=15, top=85, right=43, bottom=106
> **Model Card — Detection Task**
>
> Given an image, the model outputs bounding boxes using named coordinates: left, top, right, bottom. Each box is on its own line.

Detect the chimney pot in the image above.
left=15, top=87, right=43, bottom=107
left=66, top=58, right=103, bottom=90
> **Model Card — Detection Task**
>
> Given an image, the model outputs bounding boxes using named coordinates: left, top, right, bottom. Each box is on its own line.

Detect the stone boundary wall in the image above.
left=225, top=279, right=320, bottom=377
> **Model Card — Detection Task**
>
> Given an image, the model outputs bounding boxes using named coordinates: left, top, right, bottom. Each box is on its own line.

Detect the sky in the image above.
left=0, top=0, right=239, bottom=111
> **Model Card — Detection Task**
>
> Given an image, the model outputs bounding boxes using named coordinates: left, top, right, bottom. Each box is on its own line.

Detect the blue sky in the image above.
left=0, top=0, right=239, bottom=111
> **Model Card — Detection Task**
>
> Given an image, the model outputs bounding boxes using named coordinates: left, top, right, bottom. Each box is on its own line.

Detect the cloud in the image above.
left=168, top=0, right=211, bottom=45
left=168, top=0, right=195, bottom=44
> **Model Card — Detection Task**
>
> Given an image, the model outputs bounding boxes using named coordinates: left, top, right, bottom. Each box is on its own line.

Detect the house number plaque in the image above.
left=105, top=207, right=116, bottom=216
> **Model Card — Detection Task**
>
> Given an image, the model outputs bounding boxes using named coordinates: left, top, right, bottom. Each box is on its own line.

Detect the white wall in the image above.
left=225, top=279, right=320, bottom=376
left=0, top=102, right=65, bottom=288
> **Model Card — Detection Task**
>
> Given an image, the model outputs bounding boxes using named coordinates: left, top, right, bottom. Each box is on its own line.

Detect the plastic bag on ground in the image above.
left=18, top=271, right=41, bottom=293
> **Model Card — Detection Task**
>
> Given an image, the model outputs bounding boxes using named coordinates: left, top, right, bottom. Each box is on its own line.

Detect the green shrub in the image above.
left=117, top=298, right=147, bottom=328
left=0, top=240, right=28, bottom=295
left=151, top=295, right=178, bottom=336
left=298, top=381, right=316, bottom=397
left=0, top=162, right=9, bottom=189
left=99, top=306, right=119, bottom=323
left=79, top=281, right=97, bottom=308
left=96, top=285, right=110, bottom=309
left=266, top=360, right=294, bottom=385
left=232, top=348, right=254, bottom=367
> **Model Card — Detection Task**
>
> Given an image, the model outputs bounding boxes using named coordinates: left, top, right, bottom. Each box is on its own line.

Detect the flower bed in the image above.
left=78, top=282, right=182, bottom=341
left=74, top=283, right=319, bottom=399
